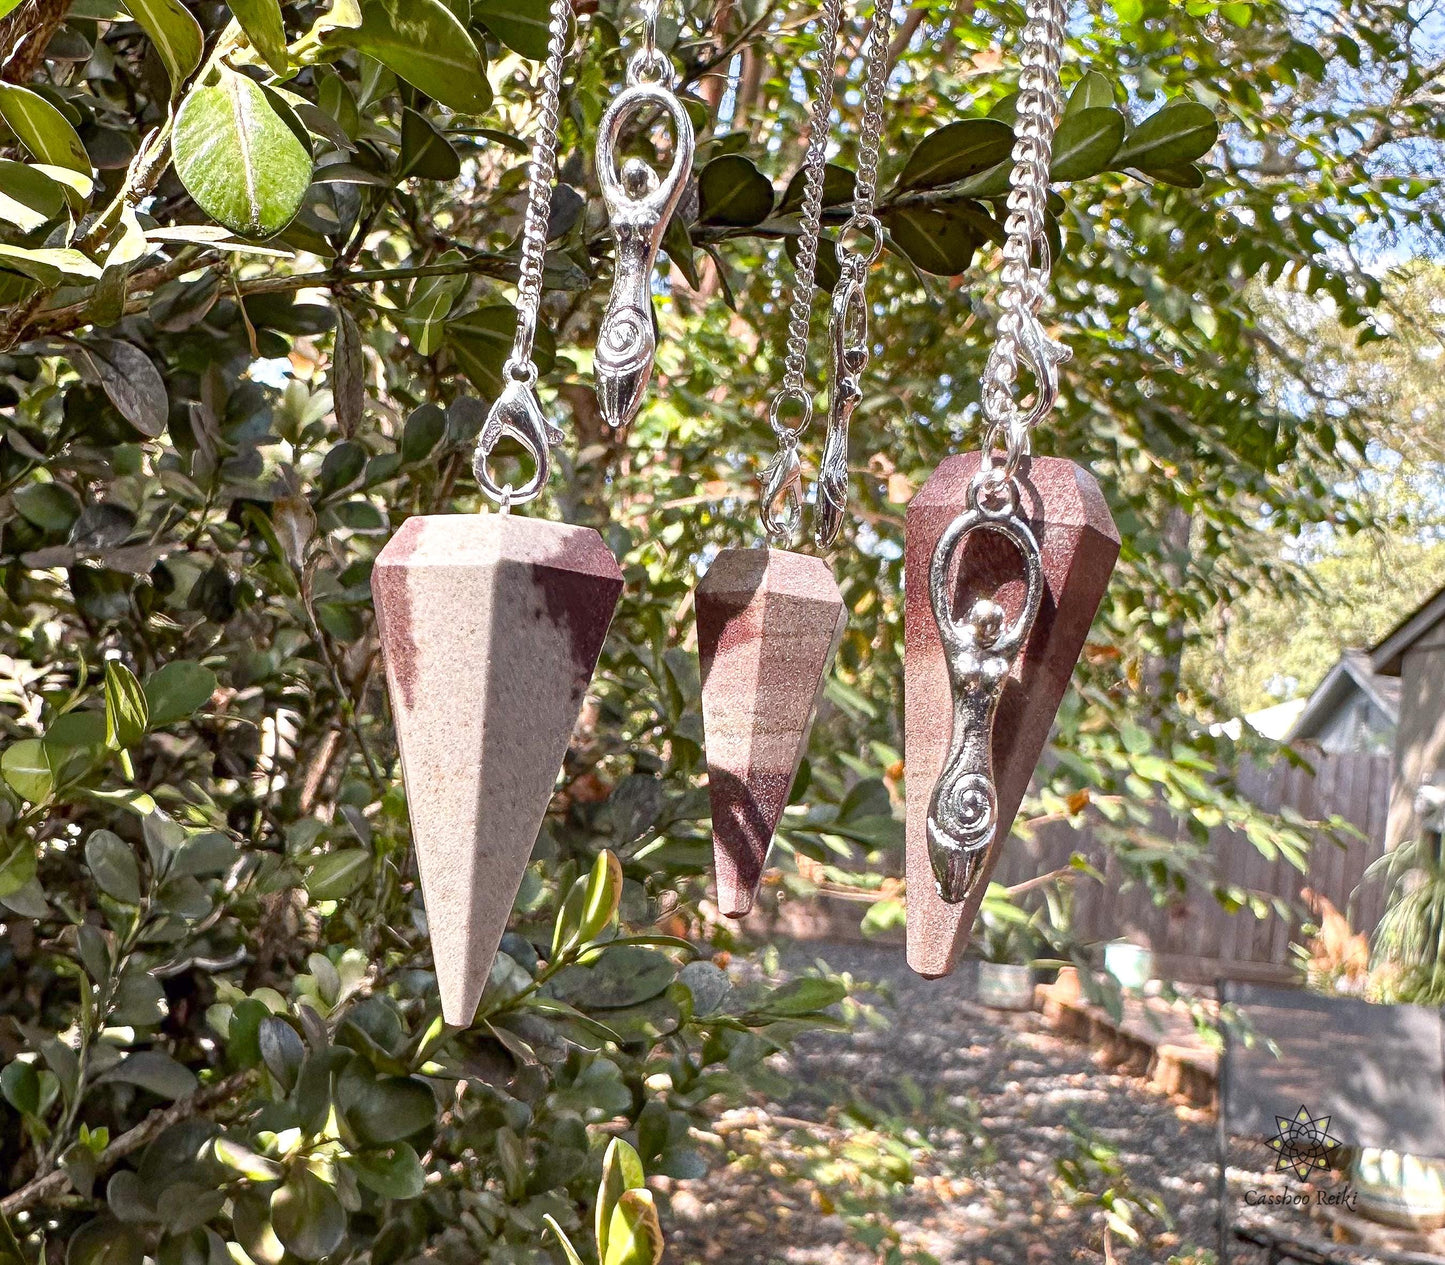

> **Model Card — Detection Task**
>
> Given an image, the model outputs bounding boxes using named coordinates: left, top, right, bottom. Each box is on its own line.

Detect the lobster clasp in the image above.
left=472, top=368, right=565, bottom=507
left=759, top=439, right=804, bottom=540
left=814, top=272, right=868, bottom=548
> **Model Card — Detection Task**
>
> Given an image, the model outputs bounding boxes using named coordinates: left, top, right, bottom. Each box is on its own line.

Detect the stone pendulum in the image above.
left=696, top=548, right=846, bottom=916
left=371, top=0, right=626, bottom=1027
left=905, top=453, right=1119, bottom=977
left=373, top=516, right=622, bottom=1025
left=693, top=0, right=850, bottom=919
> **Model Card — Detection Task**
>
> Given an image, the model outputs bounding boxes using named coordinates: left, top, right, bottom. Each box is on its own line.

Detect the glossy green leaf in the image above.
left=1, top=1060, right=40, bottom=1115
left=398, top=108, right=460, bottom=181
left=337, top=1068, right=437, bottom=1145
left=270, top=1171, right=345, bottom=1261
left=127, top=0, right=203, bottom=93
left=446, top=305, right=555, bottom=396
left=578, top=849, right=623, bottom=944
left=14, top=481, right=81, bottom=533
left=76, top=337, right=168, bottom=438
left=228, top=0, right=290, bottom=76
left=1050, top=107, right=1126, bottom=180
left=0, top=245, right=101, bottom=285
left=542, top=1216, right=586, bottom=1265
left=304, top=848, right=370, bottom=900
left=596, top=1136, right=646, bottom=1260
left=213, top=1137, right=283, bottom=1181
left=2, top=740, right=53, bottom=804
left=759, top=976, right=845, bottom=1016
left=697, top=155, right=773, bottom=226
left=1114, top=100, right=1219, bottom=172
left=1064, top=71, right=1115, bottom=117
left=604, top=1188, right=664, bottom=1265
left=0, top=841, right=38, bottom=899
left=94, top=1051, right=198, bottom=1100
left=330, top=0, right=491, bottom=114
left=472, top=0, right=552, bottom=59
left=403, top=253, right=466, bottom=356
left=882, top=205, right=983, bottom=276
left=0, top=84, right=90, bottom=172
left=0, top=161, right=66, bottom=232
left=85, top=830, right=142, bottom=903
left=66, top=1218, right=144, bottom=1265
left=143, top=661, right=218, bottom=727
left=104, top=660, right=149, bottom=750
left=349, top=1143, right=425, bottom=1198
left=173, top=67, right=313, bottom=238
left=895, top=118, right=1014, bottom=190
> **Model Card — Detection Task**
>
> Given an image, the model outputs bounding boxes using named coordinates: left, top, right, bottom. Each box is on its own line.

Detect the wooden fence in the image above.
left=991, top=749, right=1397, bottom=983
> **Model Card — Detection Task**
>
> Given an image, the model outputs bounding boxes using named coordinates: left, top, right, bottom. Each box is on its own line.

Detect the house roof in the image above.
left=1288, top=649, right=1401, bottom=741
left=1370, top=582, right=1445, bottom=677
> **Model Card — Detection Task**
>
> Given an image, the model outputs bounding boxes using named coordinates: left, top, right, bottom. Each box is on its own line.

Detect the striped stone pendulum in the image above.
left=904, top=0, right=1121, bottom=978
left=695, top=0, right=888, bottom=919
left=371, top=0, right=623, bottom=1028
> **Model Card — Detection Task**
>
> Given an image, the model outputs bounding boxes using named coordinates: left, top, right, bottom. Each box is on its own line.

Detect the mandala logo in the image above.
left=1268, top=1105, right=1342, bottom=1180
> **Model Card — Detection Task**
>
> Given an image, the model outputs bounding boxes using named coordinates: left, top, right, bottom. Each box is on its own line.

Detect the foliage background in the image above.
left=0, top=0, right=1441, bottom=1261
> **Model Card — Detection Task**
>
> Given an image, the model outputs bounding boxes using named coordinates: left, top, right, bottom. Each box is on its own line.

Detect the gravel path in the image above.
left=664, top=942, right=1219, bottom=1264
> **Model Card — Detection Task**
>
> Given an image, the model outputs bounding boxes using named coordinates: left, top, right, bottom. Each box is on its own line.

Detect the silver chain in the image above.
left=976, top=0, right=1070, bottom=503
left=759, top=0, right=845, bottom=539
left=772, top=0, right=844, bottom=433
left=472, top=0, right=573, bottom=510
left=506, top=0, right=574, bottom=377
left=837, top=0, right=893, bottom=263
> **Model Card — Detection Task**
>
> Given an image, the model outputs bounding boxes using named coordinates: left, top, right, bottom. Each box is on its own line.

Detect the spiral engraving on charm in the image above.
left=596, top=305, right=655, bottom=376
left=926, top=493, right=1044, bottom=904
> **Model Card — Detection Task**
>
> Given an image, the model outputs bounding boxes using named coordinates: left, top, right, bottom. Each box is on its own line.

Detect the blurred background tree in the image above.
left=0, top=0, right=1441, bottom=1260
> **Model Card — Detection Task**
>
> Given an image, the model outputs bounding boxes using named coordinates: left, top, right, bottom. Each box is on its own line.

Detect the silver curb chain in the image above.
left=472, top=0, right=574, bottom=508
left=976, top=0, right=1070, bottom=505
left=758, top=0, right=846, bottom=540
left=814, top=0, right=894, bottom=547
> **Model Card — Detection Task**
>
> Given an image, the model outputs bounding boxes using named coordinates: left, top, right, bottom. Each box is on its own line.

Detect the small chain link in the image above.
left=770, top=0, right=845, bottom=430
left=977, top=0, right=1069, bottom=494
left=507, top=0, right=574, bottom=373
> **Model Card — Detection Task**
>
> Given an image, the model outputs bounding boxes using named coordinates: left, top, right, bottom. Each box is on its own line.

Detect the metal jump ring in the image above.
left=768, top=385, right=814, bottom=441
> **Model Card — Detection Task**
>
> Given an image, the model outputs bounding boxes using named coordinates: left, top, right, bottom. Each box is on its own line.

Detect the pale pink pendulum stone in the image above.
left=372, top=514, right=623, bottom=1025
left=905, top=454, right=1120, bottom=978
left=696, top=547, right=847, bottom=917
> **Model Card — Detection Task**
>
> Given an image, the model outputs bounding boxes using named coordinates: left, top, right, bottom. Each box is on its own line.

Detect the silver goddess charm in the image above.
left=594, top=32, right=694, bottom=428
left=926, top=485, right=1043, bottom=903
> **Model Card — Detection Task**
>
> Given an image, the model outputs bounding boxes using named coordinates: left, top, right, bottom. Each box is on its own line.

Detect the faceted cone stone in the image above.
left=372, top=515, right=623, bottom=1025
left=905, top=455, right=1120, bottom=978
left=697, top=547, right=846, bottom=917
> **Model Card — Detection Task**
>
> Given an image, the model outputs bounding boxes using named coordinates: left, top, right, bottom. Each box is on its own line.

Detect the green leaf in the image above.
left=330, top=0, right=492, bottom=114
left=127, top=0, right=203, bottom=94
left=697, top=155, right=773, bottom=227
left=270, top=1171, right=345, bottom=1261
left=446, top=304, right=555, bottom=395
left=85, top=830, right=143, bottom=903
left=66, top=1219, right=144, bottom=1265
left=0, top=245, right=101, bottom=285
left=304, top=849, right=370, bottom=900
left=403, top=253, right=466, bottom=356
left=883, top=204, right=983, bottom=276
left=349, top=1143, right=425, bottom=1198
left=605, top=1189, right=664, bottom=1265
left=0, top=841, right=38, bottom=899
left=104, top=661, right=149, bottom=750
left=332, top=305, right=364, bottom=435
left=472, top=0, right=551, bottom=58
left=0, top=84, right=90, bottom=173
left=400, top=404, right=444, bottom=462
left=398, top=108, right=460, bottom=181
left=337, top=1068, right=436, bottom=1145
left=214, top=1137, right=283, bottom=1181
left=143, top=661, right=217, bottom=727
left=257, top=1017, right=305, bottom=1090
left=778, top=161, right=854, bottom=213
left=173, top=67, right=313, bottom=238
left=578, top=849, right=623, bottom=944
left=1, top=1060, right=40, bottom=1115
left=1049, top=107, right=1125, bottom=181
left=550, top=945, right=676, bottom=1009
left=2, top=739, right=53, bottom=804
left=228, top=0, right=290, bottom=76
left=597, top=1137, right=646, bottom=1260
left=542, top=1216, right=586, bottom=1265
left=1114, top=100, right=1219, bottom=172
left=76, top=338, right=168, bottom=438
left=0, top=161, right=67, bottom=232
left=14, top=481, right=81, bottom=533
left=94, top=1051, right=198, bottom=1100
left=1064, top=71, right=1115, bottom=117
left=895, top=118, right=1014, bottom=190
left=759, top=976, right=845, bottom=1016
